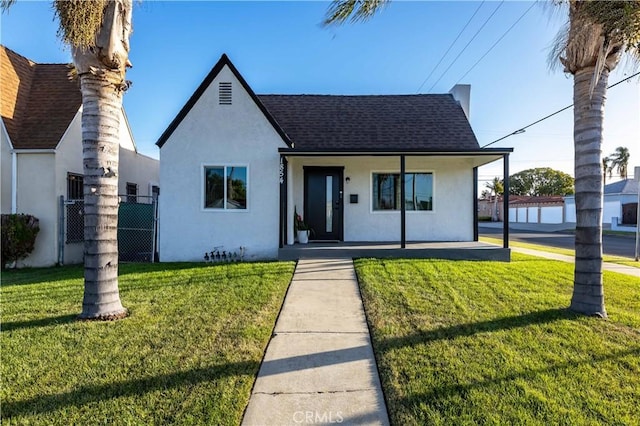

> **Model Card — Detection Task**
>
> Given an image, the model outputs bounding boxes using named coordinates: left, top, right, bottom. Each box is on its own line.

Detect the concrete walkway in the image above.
left=243, top=258, right=389, bottom=426
left=510, top=247, right=640, bottom=278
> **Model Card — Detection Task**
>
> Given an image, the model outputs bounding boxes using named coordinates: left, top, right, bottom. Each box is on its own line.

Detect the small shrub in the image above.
left=1, top=214, right=40, bottom=269
left=478, top=216, right=493, bottom=222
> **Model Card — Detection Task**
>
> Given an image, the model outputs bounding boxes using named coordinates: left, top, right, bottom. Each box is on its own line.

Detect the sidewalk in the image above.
left=242, top=258, right=390, bottom=426
left=509, top=246, right=640, bottom=278
left=479, top=222, right=577, bottom=232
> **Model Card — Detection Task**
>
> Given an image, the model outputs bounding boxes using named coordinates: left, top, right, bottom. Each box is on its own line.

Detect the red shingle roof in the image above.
left=1, top=45, right=82, bottom=149
left=509, top=195, right=565, bottom=205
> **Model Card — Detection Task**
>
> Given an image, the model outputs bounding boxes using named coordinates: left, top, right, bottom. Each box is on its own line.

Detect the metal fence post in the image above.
left=58, top=195, right=65, bottom=265
left=152, top=195, right=158, bottom=263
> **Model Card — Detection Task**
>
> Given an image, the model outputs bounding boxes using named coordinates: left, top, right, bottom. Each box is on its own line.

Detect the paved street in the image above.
left=480, top=226, right=638, bottom=258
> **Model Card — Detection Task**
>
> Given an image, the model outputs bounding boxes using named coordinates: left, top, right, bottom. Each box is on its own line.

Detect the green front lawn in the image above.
left=1, top=262, right=295, bottom=425
left=355, top=254, right=640, bottom=425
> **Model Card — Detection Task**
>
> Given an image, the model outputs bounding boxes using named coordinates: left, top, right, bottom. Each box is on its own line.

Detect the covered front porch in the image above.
left=279, top=240, right=510, bottom=261
left=278, top=148, right=513, bottom=254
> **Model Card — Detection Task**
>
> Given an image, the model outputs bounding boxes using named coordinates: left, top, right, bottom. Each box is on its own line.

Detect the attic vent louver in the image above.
left=219, top=82, right=232, bottom=105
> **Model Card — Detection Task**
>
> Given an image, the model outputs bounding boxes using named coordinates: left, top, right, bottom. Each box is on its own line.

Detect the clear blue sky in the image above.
left=2, top=0, right=638, bottom=184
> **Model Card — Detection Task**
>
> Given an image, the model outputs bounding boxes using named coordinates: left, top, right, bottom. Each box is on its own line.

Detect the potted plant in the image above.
left=294, top=207, right=311, bottom=244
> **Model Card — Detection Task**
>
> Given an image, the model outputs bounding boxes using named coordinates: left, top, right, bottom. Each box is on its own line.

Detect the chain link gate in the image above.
left=59, top=195, right=158, bottom=264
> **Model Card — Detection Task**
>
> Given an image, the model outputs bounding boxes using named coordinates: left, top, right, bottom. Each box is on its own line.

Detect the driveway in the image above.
left=479, top=226, right=637, bottom=258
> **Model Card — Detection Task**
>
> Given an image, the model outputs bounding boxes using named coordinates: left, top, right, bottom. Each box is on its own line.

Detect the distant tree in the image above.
left=602, top=156, right=612, bottom=185
left=608, top=146, right=630, bottom=179
left=485, top=177, right=504, bottom=221
left=509, top=168, right=574, bottom=196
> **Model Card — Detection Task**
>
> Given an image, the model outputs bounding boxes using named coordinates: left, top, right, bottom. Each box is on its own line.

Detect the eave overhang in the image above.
left=278, top=147, right=513, bottom=168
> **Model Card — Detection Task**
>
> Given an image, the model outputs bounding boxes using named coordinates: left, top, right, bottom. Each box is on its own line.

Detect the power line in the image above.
left=415, top=1, right=485, bottom=93
left=481, top=71, right=640, bottom=148
left=455, top=2, right=535, bottom=85
left=427, top=1, right=505, bottom=93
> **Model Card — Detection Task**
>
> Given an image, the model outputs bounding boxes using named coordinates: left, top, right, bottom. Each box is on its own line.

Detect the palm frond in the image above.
left=549, top=0, right=640, bottom=76
left=54, top=0, right=109, bottom=48
left=324, top=0, right=390, bottom=26
left=0, top=0, right=17, bottom=12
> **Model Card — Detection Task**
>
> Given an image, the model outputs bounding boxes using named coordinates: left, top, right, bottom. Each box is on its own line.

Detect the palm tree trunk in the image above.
left=78, top=70, right=126, bottom=320
left=570, top=66, right=608, bottom=318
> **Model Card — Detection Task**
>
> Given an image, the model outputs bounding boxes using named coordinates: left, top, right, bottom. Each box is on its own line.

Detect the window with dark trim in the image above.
left=67, top=173, right=83, bottom=200
left=372, top=172, right=433, bottom=211
left=204, top=166, right=247, bottom=210
left=126, top=182, right=138, bottom=203
left=66, top=173, right=84, bottom=242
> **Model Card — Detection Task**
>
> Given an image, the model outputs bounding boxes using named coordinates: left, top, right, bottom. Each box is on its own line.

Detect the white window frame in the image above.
left=370, top=170, right=435, bottom=214
left=201, top=163, right=250, bottom=212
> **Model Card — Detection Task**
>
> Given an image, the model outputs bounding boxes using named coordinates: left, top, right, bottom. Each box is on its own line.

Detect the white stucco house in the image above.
left=1, top=45, right=159, bottom=267
left=156, top=54, right=512, bottom=261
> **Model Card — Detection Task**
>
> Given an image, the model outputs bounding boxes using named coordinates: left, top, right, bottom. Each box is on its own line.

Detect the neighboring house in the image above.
left=508, top=195, right=565, bottom=224
left=1, top=46, right=159, bottom=267
left=478, top=195, right=503, bottom=221
left=156, top=54, right=512, bottom=261
left=565, top=168, right=639, bottom=229
left=478, top=195, right=565, bottom=224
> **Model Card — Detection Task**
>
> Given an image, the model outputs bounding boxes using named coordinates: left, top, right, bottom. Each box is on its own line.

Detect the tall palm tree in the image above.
left=485, top=177, right=504, bottom=222
left=551, top=1, right=639, bottom=317
left=609, top=146, right=630, bottom=179
left=3, top=0, right=132, bottom=320
left=324, top=0, right=640, bottom=318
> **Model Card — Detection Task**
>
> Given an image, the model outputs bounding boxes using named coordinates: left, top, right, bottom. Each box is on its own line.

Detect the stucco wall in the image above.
left=564, top=197, right=576, bottom=222
left=15, top=153, right=57, bottom=267
left=287, top=156, right=475, bottom=242
left=159, top=65, right=287, bottom=262
left=517, top=207, right=527, bottom=223
left=604, top=200, right=620, bottom=224
left=1, top=123, right=12, bottom=214
left=54, top=110, right=84, bottom=264
left=119, top=148, right=159, bottom=199
left=540, top=206, right=563, bottom=223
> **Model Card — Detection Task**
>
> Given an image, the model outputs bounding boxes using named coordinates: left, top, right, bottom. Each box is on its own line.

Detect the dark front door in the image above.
left=304, top=167, right=343, bottom=241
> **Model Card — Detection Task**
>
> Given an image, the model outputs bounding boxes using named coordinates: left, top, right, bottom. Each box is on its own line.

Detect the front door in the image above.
left=304, top=167, right=343, bottom=241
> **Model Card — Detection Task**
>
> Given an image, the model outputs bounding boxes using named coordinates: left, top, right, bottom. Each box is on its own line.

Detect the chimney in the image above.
left=634, top=166, right=640, bottom=182
left=449, top=84, right=470, bottom=120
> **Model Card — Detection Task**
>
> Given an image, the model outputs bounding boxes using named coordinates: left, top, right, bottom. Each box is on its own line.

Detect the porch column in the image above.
left=400, top=155, right=406, bottom=248
left=279, top=155, right=288, bottom=248
left=286, top=159, right=295, bottom=245
left=473, top=167, right=478, bottom=241
left=503, top=153, right=510, bottom=248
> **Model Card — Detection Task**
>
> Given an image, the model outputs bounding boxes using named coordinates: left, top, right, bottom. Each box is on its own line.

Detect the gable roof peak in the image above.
left=156, top=53, right=291, bottom=148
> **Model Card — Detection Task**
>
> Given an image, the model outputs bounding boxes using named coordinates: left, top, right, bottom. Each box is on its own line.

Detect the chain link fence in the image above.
left=59, top=195, right=158, bottom=263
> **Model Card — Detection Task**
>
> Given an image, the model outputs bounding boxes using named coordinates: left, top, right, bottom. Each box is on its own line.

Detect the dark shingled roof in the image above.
left=257, top=94, right=479, bottom=151
left=156, top=54, right=483, bottom=152
left=1, top=45, right=82, bottom=149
